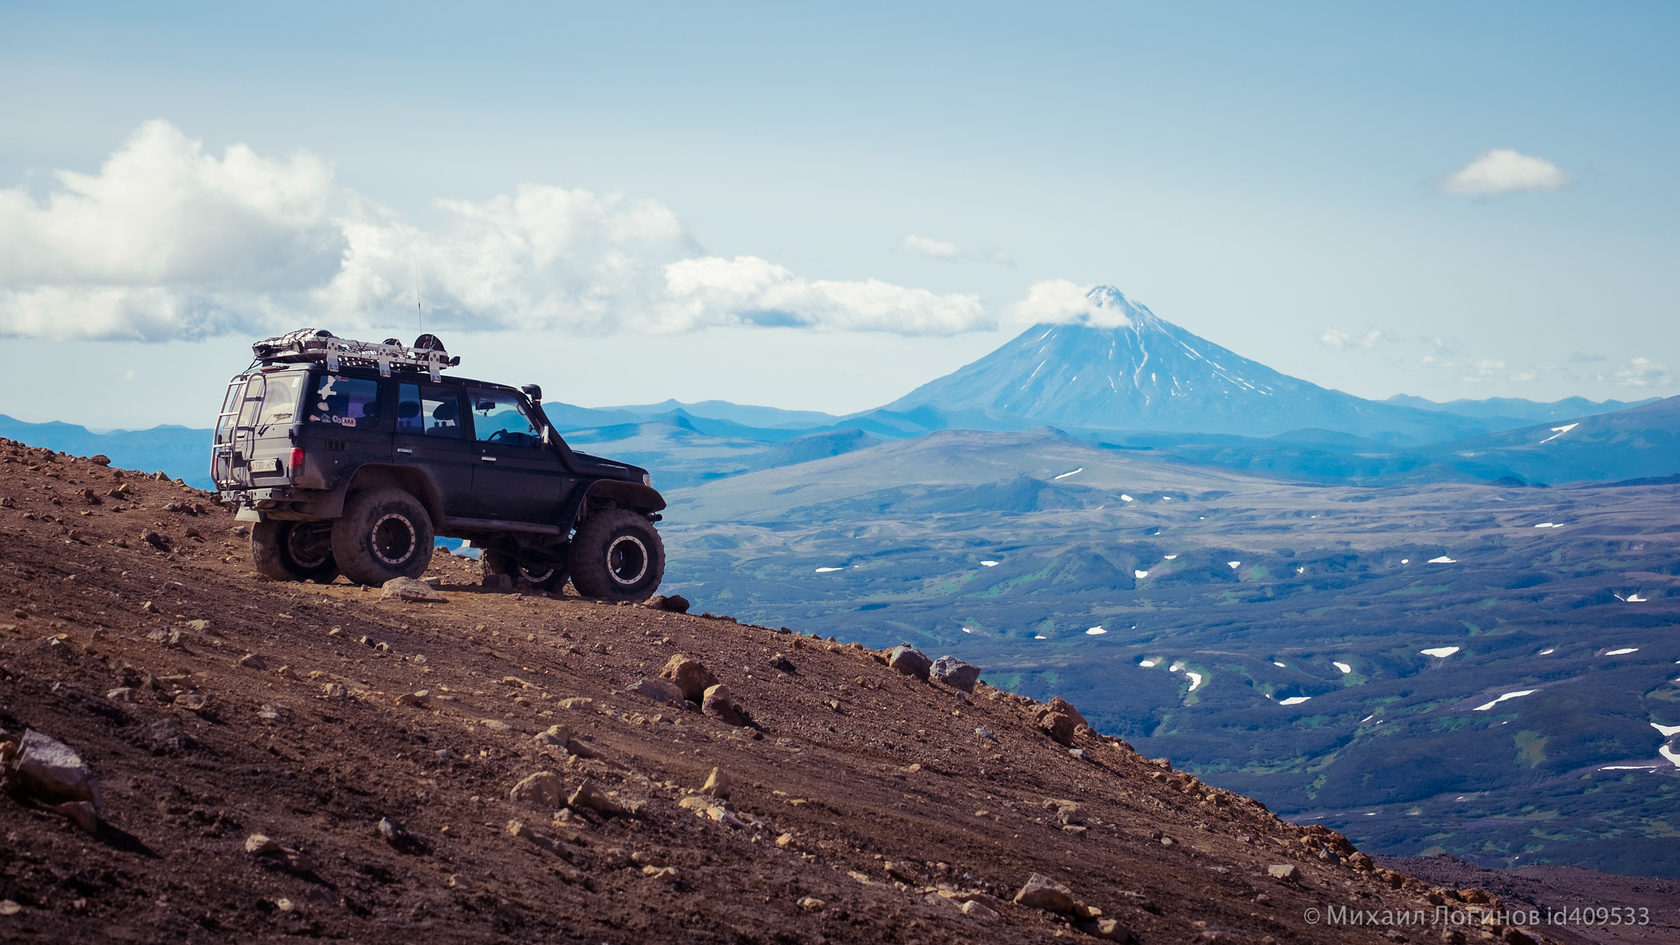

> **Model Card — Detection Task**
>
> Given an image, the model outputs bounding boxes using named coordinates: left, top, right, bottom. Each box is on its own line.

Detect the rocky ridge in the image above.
left=0, top=438, right=1554, bottom=943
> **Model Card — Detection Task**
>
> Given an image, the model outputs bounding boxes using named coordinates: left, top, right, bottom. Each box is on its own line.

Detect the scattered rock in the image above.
left=930, top=655, right=981, bottom=691
left=568, top=779, right=633, bottom=817
left=701, top=683, right=748, bottom=726
left=174, top=691, right=209, bottom=711
left=90, top=454, right=111, bottom=466
left=1014, top=873, right=1078, bottom=914
left=769, top=652, right=797, bottom=674
left=700, top=766, right=732, bottom=798
left=1078, top=917, right=1135, bottom=942
left=797, top=896, right=825, bottom=912
left=0, top=900, right=20, bottom=916
left=12, top=729, right=101, bottom=808
left=246, top=834, right=282, bottom=855
left=140, top=600, right=160, bottom=615
left=645, top=594, right=690, bottom=613
left=1038, top=711, right=1077, bottom=746
left=51, top=800, right=99, bottom=833
left=659, top=654, right=717, bottom=702
left=381, top=577, right=446, bottom=602
left=146, top=627, right=183, bottom=647
left=960, top=899, right=998, bottom=919
left=480, top=719, right=513, bottom=734
left=886, top=644, right=932, bottom=681
left=105, top=687, right=135, bottom=703
left=1040, top=696, right=1089, bottom=731
left=1267, top=864, right=1298, bottom=882
left=633, top=676, right=687, bottom=706
left=140, top=529, right=170, bottom=550
left=238, top=652, right=267, bottom=670
left=533, top=724, right=571, bottom=748
left=510, top=772, right=565, bottom=810
left=377, top=817, right=426, bottom=854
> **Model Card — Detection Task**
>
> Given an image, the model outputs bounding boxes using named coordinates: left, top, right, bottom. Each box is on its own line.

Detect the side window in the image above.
left=467, top=389, right=542, bottom=447
left=307, top=375, right=381, bottom=430
left=398, top=383, right=462, bottom=438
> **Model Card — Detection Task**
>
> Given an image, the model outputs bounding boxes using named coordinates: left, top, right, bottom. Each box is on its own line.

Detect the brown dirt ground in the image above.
left=0, top=438, right=1608, bottom=944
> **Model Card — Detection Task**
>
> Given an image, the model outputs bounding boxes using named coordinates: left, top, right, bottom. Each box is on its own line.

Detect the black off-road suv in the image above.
left=211, top=328, right=666, bottom=601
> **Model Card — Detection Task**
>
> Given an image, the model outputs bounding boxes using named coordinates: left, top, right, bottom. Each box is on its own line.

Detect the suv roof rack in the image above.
left=251, top=328, right=461, bottom=381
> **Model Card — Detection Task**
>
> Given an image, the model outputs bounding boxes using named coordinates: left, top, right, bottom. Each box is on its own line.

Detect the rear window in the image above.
left=307, top=374, right=382, bottom=429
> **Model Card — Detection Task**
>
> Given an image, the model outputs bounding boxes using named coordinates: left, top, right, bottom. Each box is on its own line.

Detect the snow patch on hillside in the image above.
left=814, top=566, right=845, bottom=573
left=1650, top=722, right=1680, bottom=737
left=1606, top=647, right=1639, bottom=656
left=1086, top=626, right=1107, bottom=636
left=1538, top=422, right=1578, bottom=445
left=1474, top=690, right=1537, bottom=711
left=1278, top=696, right=1312, bottom=706
left=1333, top=661, right=1352, bottom=674
left=1428, top=555, right=1457, bottom=564
left=1053, top=467, right=1084, bottom=481
left=1421, top=646, right=1461, bottom=658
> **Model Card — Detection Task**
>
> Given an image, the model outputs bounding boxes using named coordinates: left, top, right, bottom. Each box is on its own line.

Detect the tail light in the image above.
left=289, top=446, right=304, bottom=473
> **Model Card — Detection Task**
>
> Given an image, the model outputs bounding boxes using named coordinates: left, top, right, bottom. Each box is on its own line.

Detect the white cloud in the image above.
left=662, top=256, right=985, bottom=333
left=0, top=121, right=993, bottom=341
left=1320, top=328, right=1384, bottom=350
left=1615, top=357, right=1670, bottom=388
left=1442, top=149, right=1570, bottom=196
left=1003, top=279, right=1112, bottom=328
left=901, top=233, right=962, bottom=260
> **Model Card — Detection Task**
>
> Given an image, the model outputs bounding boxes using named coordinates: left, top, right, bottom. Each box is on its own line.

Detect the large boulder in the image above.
left=12, top=730, right=101, bottom=809
left=660, top=655, right=717, bottom=702
left=931, top=656, right=981, bottom=692
left=1013, top=873, right=1077, bottom=914
left=886, top=645, right=932, bottom=681
left=702, top=684, right=749, bottom=726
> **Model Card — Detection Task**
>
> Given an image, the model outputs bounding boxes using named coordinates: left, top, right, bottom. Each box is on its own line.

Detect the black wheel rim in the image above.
left=606, top=534, right=649, bottom=586
left=371, top=513, right=416, bottom=566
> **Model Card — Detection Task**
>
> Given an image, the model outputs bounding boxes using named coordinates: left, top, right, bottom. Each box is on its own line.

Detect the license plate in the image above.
left=253, top=458, right=283, bottom=473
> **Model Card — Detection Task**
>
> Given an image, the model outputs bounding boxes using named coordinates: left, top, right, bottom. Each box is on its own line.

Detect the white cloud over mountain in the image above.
left=0, top=121, right=994, bottom=341
left=1441, top=149, right=1570, bottom=196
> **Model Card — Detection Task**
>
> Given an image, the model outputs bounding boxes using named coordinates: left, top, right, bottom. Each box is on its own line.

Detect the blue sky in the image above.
left=2, top=1, right=1676, bottom=426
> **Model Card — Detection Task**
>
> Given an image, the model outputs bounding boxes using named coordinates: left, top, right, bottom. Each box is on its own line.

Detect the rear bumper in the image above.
left=219, top=486, right=338, bottom=520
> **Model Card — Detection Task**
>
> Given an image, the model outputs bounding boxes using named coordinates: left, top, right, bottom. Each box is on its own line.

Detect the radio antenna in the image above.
left=411, top=259, right=423, bottom=334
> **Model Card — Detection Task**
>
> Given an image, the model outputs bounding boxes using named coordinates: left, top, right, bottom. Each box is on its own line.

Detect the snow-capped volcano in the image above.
left=887, top=286, right=1474, bottom=441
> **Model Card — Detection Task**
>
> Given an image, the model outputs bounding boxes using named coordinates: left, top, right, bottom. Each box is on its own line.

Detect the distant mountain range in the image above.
left=4, top=282, right=1675, bottom=490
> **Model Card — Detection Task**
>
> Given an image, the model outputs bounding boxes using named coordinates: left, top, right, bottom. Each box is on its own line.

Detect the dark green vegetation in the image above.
left=654, top=430, right=1680, bottom=877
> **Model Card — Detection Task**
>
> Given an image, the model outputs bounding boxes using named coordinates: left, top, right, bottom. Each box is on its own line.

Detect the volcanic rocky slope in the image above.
left=0, top=439, right=1550, bottom=944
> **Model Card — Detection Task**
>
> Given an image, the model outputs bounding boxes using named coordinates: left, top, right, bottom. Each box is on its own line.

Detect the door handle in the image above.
left=480, top=456, right=497, bottom=463
left=396, top=447, right=413, bottom=455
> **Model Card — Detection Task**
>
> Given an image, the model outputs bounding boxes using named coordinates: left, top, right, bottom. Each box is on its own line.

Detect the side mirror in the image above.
left=521, top=383, right=543, bottom=404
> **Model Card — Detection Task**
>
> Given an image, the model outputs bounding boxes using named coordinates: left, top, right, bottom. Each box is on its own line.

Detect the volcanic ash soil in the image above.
left=0, top=438, right=1564, bottom=943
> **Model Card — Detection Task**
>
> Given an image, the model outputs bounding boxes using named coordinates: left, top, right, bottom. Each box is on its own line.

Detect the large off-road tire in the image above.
left=250, top=520, right=340, bottom=583
left=480, top=547, right=566, bottom=592
left=330, top=487, right=434, bottom=586
left=567, top=509, right=664, bottom=602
